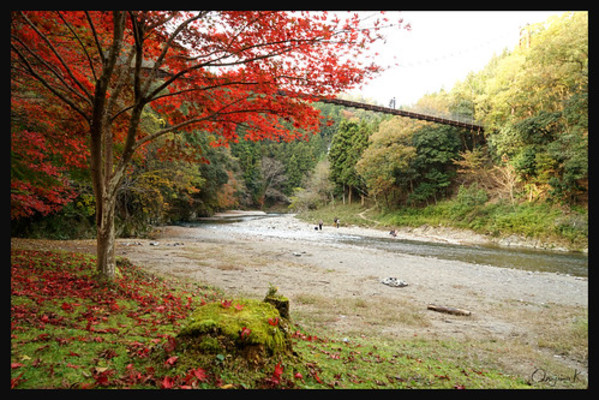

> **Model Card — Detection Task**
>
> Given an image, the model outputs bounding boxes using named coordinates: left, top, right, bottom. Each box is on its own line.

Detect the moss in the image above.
left=264, top=296, right=289, bottom=320
left=198, top=336, right=221, bottom=352
left=178, top=298, right=293, bottom=362
left=263, top=283, right=290, bottom=319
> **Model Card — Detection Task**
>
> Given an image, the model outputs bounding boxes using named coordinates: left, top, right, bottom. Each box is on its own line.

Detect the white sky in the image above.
left=347, top=10, right=565, bottom=107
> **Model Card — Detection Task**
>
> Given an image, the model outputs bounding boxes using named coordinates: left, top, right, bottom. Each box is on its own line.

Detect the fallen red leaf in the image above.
left=163, top=336, right=177, bottom=353
left=192, top=367, right=208, bottom=382
left=160, top=376, right=175, bottom=389
left=272, top=363, right=284, bottom=383
left=240, top=327, right=251, bottom=340
left=165, top=356, right=179, bottom=366
left=221, top=299, right=232, bottom=309
left=11, top=373, right=24, bottom=389
left=92, top=368, right=115, bottom=387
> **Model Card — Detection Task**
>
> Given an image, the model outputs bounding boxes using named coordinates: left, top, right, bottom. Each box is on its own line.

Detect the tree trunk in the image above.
left=96, top=191, right=117, bottom=280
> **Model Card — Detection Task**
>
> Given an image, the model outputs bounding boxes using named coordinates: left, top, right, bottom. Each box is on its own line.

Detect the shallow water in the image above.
left=339, top=236, right=588, bottom=277
left=182, top=214, right=588, bottom=277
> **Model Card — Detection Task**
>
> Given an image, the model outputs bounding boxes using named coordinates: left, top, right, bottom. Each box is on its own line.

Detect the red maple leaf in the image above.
left=160, top=376, right=175, bottom=389
left=164, top=356, right=179, bottom=367
left=163, top=336, right=177, bottom=353
left=92, top=368, right=115, bottom=387
left=221, top=299, right=232, bottom=309
left=192, top=367, right=208, bottom=382
left=240, top=327, right=251, bottom=340
left=272, top=363, right=284, bottom=383
left=11, top=373, right=25, bottom=389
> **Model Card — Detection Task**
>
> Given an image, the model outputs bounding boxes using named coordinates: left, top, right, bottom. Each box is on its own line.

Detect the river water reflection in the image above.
left=184, top=213, right=588, bottom=277
left=338, top=236, right=587, bottom=277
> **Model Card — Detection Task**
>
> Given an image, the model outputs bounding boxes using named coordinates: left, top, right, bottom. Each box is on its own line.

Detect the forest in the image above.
left=10, top=11, right=588, bottom=390
left=11, top=12, right=587, bottom=249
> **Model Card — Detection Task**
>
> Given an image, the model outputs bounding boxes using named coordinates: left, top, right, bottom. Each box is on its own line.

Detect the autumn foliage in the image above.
left=11, top=10, right=398, bottom=278
left=10, top=248, right=335, bottom=389
left=11, top=95, right=89, bottom=219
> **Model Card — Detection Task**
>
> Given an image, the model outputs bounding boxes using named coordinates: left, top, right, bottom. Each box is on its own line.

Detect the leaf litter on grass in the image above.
left=11, top=248, right=540, bottom=389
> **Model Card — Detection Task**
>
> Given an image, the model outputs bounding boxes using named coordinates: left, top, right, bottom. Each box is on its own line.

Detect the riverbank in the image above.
left=296, top=203, right=588, bottom=254
left=11, top=212, right=588, bottom=386
left=5, top=246, right=543, bottom=389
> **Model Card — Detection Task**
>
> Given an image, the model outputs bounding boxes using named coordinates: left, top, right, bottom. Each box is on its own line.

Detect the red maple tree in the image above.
left=11, top=11, right=401, bottom=279
left=11, top=85, right=89, bottom=219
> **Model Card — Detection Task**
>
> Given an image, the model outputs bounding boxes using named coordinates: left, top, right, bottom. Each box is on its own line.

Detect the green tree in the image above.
left=441, top=12, right=588, bottom=205
left=408, top=125, right=462, bottom=205
left=328, top=119, right=371, bottom=204
left=356, top=117, right=417, bottom=207
left=231, top=140, right=264, bottom=206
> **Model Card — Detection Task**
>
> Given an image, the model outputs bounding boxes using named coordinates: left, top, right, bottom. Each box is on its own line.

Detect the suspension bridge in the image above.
left=316, top=96, right=485, bottom=133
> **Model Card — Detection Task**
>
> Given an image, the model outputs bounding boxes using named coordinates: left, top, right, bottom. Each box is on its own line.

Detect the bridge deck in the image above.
left=317, top=97, right=484, bottom=132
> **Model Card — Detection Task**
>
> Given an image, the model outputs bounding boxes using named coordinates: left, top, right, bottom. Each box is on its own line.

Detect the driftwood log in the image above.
left=427, top=304, right=472, bottom=316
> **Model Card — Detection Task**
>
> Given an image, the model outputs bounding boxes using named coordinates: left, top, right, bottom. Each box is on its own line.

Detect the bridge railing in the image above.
left=275, top=90, right=484, bottom=132
left=317, top=97, right=485, bottom=132
left=398, top=105, right=482, bottom=127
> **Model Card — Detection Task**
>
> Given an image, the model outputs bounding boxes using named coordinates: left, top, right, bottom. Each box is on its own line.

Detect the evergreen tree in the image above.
left=329, top=119, right=371, bottom=203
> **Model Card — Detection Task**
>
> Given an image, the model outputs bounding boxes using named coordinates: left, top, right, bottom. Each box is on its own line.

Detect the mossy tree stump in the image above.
left=263, top=295, right=289, bottom=320
left=263, top=283, right=290, bottom=320
left=177, top=297, right=294, bottom=367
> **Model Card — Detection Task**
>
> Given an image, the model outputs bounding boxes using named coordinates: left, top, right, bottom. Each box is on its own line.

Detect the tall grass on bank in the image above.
left=297, top=197, right=587, bottom=252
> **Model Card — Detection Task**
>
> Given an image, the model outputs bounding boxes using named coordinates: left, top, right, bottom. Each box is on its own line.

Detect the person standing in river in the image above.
left=334, top=217, right=340, bottom=228
left=318, top=220, right=323, bottom=230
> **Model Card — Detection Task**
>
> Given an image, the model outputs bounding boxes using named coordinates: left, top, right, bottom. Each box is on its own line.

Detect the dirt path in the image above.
left=357, top=207, right=381, bottom=226
left=11, top=213, right=588, bottom=381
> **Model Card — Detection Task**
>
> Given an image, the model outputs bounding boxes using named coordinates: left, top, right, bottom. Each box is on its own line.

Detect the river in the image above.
left=181, top=212, right=588, bottom=278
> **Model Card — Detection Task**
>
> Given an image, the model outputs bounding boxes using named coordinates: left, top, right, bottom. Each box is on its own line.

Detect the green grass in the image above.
left=297, top=203, right=379, bottom=228
left=287, top=335, right=529, bottom=389
left=11, top=248, right=583, bottom=389
left=298, top=200, right=588, bottom=252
